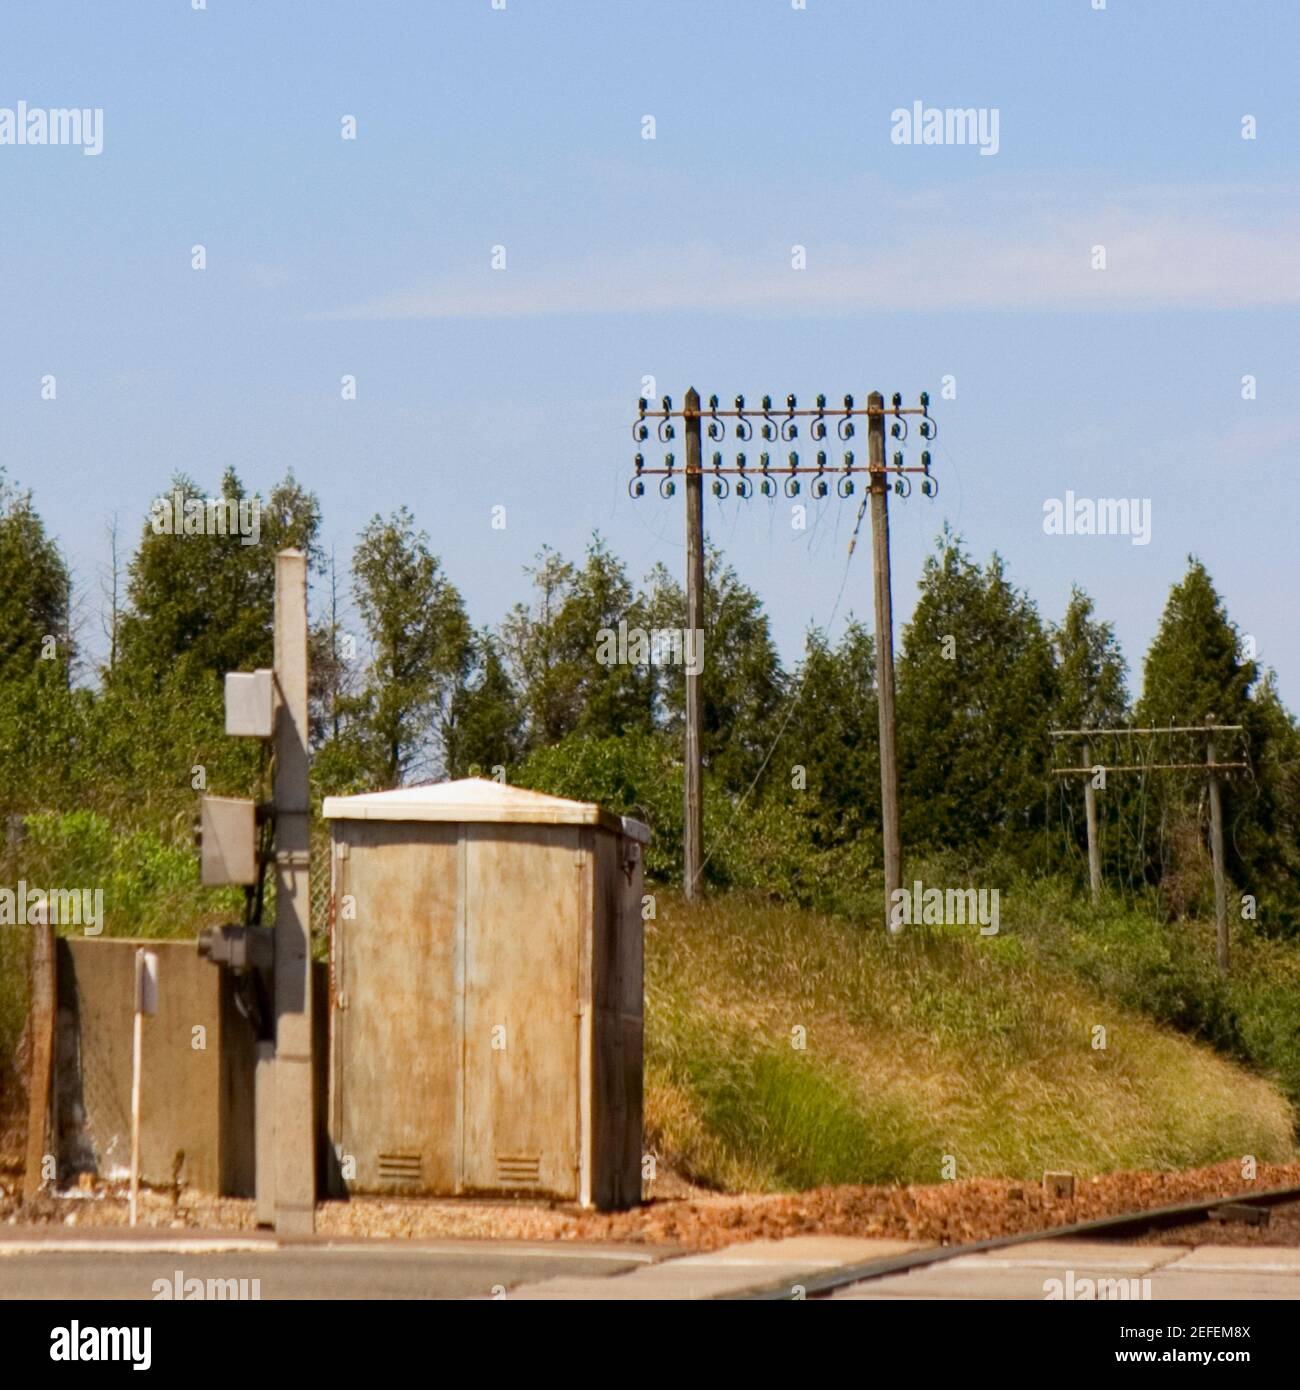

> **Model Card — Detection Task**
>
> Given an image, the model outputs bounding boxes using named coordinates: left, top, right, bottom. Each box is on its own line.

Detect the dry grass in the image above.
left=644, top=891, right=1296, bottom=1191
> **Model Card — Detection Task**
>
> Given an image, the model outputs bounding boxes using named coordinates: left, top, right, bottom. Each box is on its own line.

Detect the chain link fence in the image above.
left=0, top=950, right=31, bottom=1168
left=310, top=821, right=333, bottom=956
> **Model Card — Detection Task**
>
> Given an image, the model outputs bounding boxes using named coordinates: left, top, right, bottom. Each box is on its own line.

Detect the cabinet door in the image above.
left=461, top=824, right=581, bottom=1198
left=336, top=822, right=459, bottom=1192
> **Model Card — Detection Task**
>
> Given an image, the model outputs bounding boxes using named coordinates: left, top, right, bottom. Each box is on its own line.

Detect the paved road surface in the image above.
left=0, top=1235, right=660, bottom=1300
left=828, top=1239, right=1300, bottom=1300
left=5, top=1230, right=1300, bottom=1299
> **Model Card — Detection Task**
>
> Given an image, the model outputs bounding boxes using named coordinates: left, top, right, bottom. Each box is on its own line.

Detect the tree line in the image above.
left=1, top=466, right=1297, bottom=927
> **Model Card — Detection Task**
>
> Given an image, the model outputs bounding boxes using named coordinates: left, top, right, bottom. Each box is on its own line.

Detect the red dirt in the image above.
left=6, top=1160, right=1300, bottom=1251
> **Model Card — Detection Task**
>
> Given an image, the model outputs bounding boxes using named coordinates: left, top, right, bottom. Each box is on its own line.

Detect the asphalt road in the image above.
left=0, top=1239, right=660, bottom=1300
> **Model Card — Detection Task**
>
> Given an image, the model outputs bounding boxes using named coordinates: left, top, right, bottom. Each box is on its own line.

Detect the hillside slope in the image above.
left=645, top=892, right=1296, bottom=1192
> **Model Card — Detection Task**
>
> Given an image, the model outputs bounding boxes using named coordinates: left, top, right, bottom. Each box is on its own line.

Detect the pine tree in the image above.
left=1047, top=587, right=1130, bottom=884
left=501, top=536, right=653, bottom=749
left=1137, top=558, right=1255, bottom=728
left=0, top=470, right=72, bottom=682
left=1135, top=559, right=1258, bottom=916
left=897, top=528, right=1057, bottom=854
left=113, top=469, right=321, bottom=691
left=444, top=630, right=525, bottom=779
left=776, top=619, right=878, bottom=847
left=1052, top=586, right=1128, bottom=730
left=639, top=546, right=784, bottom=791
left=1238, top=673, right=1300, bottom=928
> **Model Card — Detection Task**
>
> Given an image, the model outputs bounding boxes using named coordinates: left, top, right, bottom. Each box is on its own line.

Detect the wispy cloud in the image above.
left=319, top=181, right=1300, bottom=321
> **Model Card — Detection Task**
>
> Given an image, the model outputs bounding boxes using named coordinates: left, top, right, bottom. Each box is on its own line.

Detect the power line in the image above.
left=627, top=387, right=937, bottom=923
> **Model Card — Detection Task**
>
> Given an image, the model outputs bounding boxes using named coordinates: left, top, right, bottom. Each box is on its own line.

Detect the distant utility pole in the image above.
left=867, top=394, right=902, bottom=915
left=1050, top=719, right=1245, bottom=974
left=1083, top=739, right=1102, bottom=906
left=630, top=388, right=936, bottom=920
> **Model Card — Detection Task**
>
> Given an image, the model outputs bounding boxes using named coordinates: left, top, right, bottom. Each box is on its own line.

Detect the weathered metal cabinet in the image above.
left=322, top=778, right=649, bottom=1210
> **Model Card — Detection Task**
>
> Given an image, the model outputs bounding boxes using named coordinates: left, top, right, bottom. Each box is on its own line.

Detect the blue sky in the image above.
left=2, top=0, right=1297, bottom=705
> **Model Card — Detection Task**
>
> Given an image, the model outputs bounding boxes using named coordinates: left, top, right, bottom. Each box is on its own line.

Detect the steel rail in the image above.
left=725, top=1182, right=1300, bottom=1301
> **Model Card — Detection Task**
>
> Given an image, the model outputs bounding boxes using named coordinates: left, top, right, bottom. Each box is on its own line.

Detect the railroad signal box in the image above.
left=199, top=796, right=258, bottom=887
left=321, top=778, right=650, bottom=1211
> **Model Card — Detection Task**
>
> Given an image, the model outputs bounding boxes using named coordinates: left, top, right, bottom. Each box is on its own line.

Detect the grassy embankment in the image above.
left=2, top=812, right=1298, bottom=1190
left=646, top=881, right=1299, bottom=1191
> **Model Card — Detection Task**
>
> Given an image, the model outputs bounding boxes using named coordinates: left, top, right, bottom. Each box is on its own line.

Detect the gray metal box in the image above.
left=200, top=796, right=258, bottom=886
left=224, top=669, right=274, bottom=739
left=322, top=778, right=649, bottom=1211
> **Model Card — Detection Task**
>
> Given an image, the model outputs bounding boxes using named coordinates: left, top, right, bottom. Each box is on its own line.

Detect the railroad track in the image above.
left=730, top=1182, right=1300, bottom=1301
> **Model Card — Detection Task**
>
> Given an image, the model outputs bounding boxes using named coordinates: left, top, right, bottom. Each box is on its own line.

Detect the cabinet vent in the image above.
left=377, top=1151, right=423, bottom=1183
left=496, top=1154, right=541, bottom=1187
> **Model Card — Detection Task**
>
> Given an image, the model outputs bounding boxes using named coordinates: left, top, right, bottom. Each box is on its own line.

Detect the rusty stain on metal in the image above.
left=322, top=779, right=648, bottom=1211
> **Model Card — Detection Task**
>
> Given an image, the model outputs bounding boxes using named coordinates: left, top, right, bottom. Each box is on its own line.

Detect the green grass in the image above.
left=645, top=887, right=1297, bottom=1191
left=1005, top=874, right=1300, bottom=1109
left=4, top=808, right=1298, bottom=1192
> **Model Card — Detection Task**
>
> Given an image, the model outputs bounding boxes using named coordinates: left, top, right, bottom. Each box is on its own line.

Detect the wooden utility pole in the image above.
left=273, top=550, right=315, bottom=1232
left=1082, top=740, right=1102, bottom=906
left=868, top=391, right=902, bottom=924
left=629, top=389, right=935, bottom=913
left=1207, top=721, right=1228, bottom=976
left=22, top=917, right=55, bottom=1202
left=1051, top=723, right=1243, bottom=974
left=683, top=387, right=705, bottom=901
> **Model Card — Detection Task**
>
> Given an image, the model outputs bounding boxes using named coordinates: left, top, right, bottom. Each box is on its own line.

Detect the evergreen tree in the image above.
left=1137, top=557, right=1256, bottom=727
left=1052, top=586, right=1128, bottom=730
left=775, top=619, right=878, bottom=846
left=0, top=470, right=72, bottom=682
left=444, top=630, right=525, bottom=779
left=1134, top=559, right=1259, bottom=916
left=351, top=507, right=471, bottom=785
left=113, top=469, right=321, bottom=691
left=1046, top=587, right=1130, bottom=885
left=500, top=546, right=576, bottom=746
left=640, top=546, right=784, bottom=791
left=566, top=535, right=655, bottom=741
left=897, top=529, right=1057, bottom=854
left=501, top=535, right=653, bottom=749
left=1237, top=673, right=1300, bottom=928
left=308, top=549, right=358, bottom=749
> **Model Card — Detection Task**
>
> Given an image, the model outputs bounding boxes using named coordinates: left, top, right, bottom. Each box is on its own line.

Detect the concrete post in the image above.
left=273, top=549, right=315, bottom=1232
